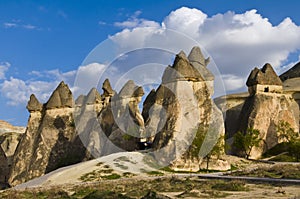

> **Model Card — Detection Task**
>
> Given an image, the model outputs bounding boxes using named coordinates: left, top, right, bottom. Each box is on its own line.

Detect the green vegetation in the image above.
left=79, top=164, right=123, bottom=182
left=277, top=121, right=300, bottom=161
left=189, top=126, right=224, bottom=170
left=0, top=177, right=277, bottom=199
left=263, top=121, right=300, bottom=162
left=233, top=128, right=262, bottom=159
left=122, top=134, right=134, bottom=141
left=146, top=170, right=164, bottom=176
left=211, top=180, right=249, bottom=191
left=101, top=173, right=121, bottom=180
left=232, top=164, right=300, bottom=179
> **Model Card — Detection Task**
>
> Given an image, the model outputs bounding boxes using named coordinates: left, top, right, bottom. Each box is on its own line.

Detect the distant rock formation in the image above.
left=280, top=62, right=300, bottom=130
left=280, top=62, right=300, bottom=81
left=144, top=46, right=227, bottom=171
left=0, top=121, right=24, bottom=186
left=216, top=63, right=299, bottom=159
left=0, top=120, right=25, bottom=135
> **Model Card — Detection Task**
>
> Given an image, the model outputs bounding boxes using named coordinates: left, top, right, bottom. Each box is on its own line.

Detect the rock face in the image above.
left=280, top=62, right=300, bottom=131
left=214, top=92, right=249, bottom=139
left=216, top=63, right=299, bottom=159
left=0, top=121, right=24, bottom=186
left=280, top=62, right=300, bottom=81
left=144, top=47, right=227, bottom=171
left=0, top=147, right=8, bottom=186
left=99, top=80, right=145, bottom=154
left=8, top=82, right=88, bottom=186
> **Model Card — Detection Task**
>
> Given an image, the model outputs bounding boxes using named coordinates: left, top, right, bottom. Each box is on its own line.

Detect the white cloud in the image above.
left=3, top=21, right=39, bottom=30
left=114, top=10, right=160, bottom=29
left=3, top=23, right=17, bottom=28
left=162, top=7, right=207, bottom=38
left=0, top=77, right=55, bottom=106
left=0, top=68, right=77, bottom=106
left=221, top=74, right=246, bottom=92
left=98, top=21, right=106, bottom=26
left=2, top=7, right=300, bottom=107
left=0, top=62, right=108, bottom=106
left=73, top=63, right=107, bottom=97
left=0, top=62, right=10, bottom=80
left=22, top=24, right=37, bottom=30
left=110, top=7, right=300, bottom=94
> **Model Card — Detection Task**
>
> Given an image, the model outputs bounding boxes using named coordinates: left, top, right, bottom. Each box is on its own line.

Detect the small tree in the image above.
left=276, top=121, right=300, bottom=161
left=233, top=128, right=262, bottom=159
left=188, top=126, right=223, bottom=171
left=277, top=121, right=298, bottom=142
left=204, top=135, right=224, bottom=171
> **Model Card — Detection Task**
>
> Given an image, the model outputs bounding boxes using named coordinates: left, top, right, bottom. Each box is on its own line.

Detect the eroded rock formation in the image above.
left=7, top=46, right=300, bottom=187
left=216, top=63, right=299, bottom=159
left=144, top=47, right=227, bottom=171
left=9, top=82, right=88, bottom=186
left=0, top=121, right=24, bottom=186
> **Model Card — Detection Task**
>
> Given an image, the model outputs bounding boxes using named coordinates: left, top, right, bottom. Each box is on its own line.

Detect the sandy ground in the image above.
left=12, top=152, right=300, bottom=198
left=15, top=151, right=158, bottom=189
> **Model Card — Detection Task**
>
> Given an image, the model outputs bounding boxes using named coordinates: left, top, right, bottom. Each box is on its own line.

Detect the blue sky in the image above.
left=1, top=0, right=300, bottom=126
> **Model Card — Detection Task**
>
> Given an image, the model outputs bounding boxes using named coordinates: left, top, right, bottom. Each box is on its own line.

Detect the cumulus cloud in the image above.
left=0, top=62, right=10, bottom=80
left=0, top=62, right=108, bottom=106
left=0, top=68, right=77, bottom=106
left=72, top=63, right=107, bottom=97
left=110, top=7, right=300, bottom=93
left=2, top=7, right=300, bottom=106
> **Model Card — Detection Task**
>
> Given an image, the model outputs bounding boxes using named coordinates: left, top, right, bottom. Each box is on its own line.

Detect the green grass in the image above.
left=101, top=173, right=121, bottom=180
left=82, top=190, right=133, bottom=199
left=146, top=170, right=164, bottom=176
left=262, top=142, right=299, bottom=162
left=0, top=177, right=280, bottom=199
left=232, top=164, right=300, bottom=179
left=211, top=180, right=249, bottom=191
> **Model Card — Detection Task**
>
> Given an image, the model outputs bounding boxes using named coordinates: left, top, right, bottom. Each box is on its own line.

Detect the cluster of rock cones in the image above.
left=0, top=46, right=299, bottom=188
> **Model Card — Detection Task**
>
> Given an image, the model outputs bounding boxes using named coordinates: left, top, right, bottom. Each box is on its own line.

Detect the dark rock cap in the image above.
left=162, top=50, right=205, bottom=83
left=118, top=80, right=144, bottom=98
left=75, top=95, right=85, bottom=106
left=246, top=63, right=282, bottom=87
left=85, top=88, right=102, bottom=104
left=46, top=81, right=74, bottom=109
left=26, top=94, right=43, bottom=112
left=188, top=46, right=214, bottom=81
left=102, top=79, right=115, bottom=97
left=280, top=62, right=300, bottom=81
left=188, top=46, right=207, bottom=66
